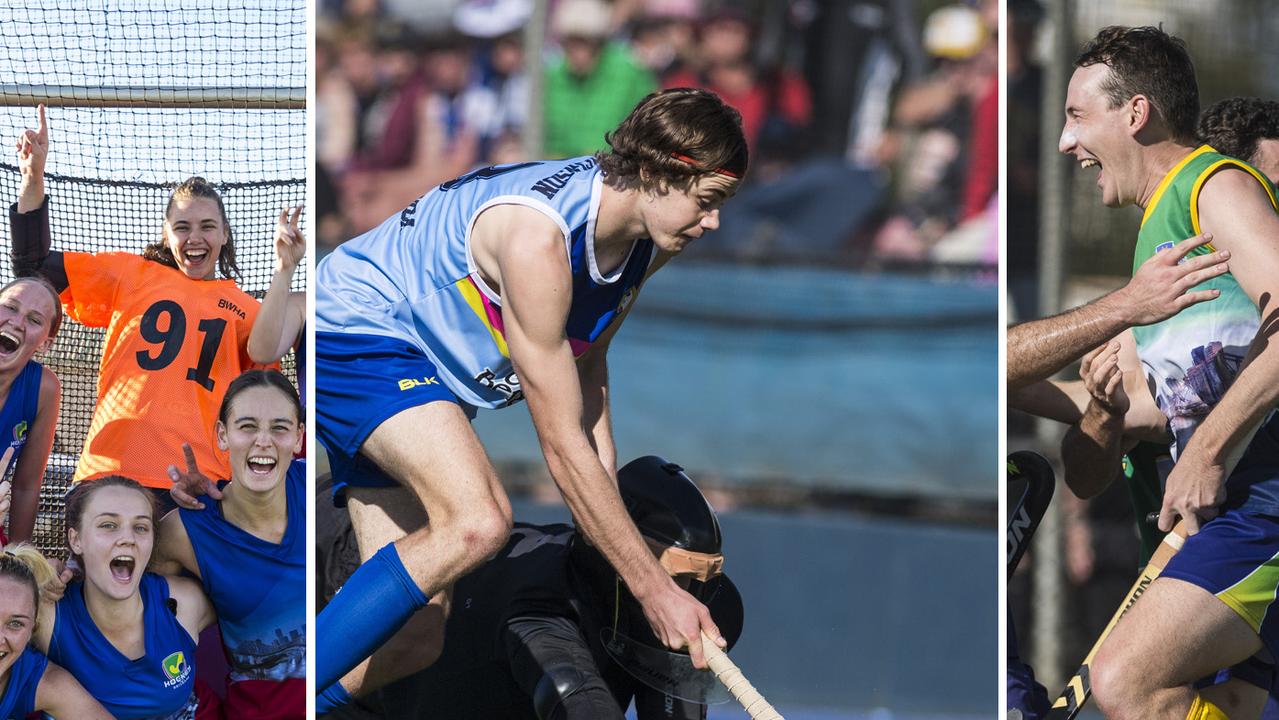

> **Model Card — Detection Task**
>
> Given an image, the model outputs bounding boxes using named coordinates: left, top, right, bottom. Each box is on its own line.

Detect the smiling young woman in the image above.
left=31, top=477, right=218, bottom=718
left=155, top=369, right=306, bottom=720
left=0, top=545, right=111, bottom=718
left=0, top=278, right=61, bottom=543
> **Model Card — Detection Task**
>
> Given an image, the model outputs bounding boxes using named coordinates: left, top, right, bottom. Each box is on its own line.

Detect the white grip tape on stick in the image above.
left=701, top=631, right=784, bottom=720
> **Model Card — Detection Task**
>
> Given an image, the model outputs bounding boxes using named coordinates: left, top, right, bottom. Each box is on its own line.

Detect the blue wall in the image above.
left=475, top=263, right=998, bottom=501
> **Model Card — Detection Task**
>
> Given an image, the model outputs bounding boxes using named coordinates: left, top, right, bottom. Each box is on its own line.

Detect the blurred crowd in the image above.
left=316, top=0, right=998, bottom=268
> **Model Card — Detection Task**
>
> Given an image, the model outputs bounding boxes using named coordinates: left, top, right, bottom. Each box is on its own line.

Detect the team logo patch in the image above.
left=1155, top=241, right=1175, bottom=254
left=11, top=421, right=25, bottom=443
left=162, top=651, right=188, bottom=681
left=1122, top=455, right=1133, bottom=479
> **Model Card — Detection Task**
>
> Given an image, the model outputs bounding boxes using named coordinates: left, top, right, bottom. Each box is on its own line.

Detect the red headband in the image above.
left=671, top=152, right=740, bottom=179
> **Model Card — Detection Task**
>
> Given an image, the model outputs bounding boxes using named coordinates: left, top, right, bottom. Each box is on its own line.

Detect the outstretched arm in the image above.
left=1008, top=233, right=1230, bottom=389
left=1160, top=170, right=1279, bottom=534
left=487, top=209, right=722, bottom=669
left=248, top=206, right=306, bottom=363
left=34, top=661, right=114, bottom=719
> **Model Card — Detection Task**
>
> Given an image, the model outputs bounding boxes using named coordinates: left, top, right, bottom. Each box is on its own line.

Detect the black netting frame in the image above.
left=0, top=0, right=305, bottom=557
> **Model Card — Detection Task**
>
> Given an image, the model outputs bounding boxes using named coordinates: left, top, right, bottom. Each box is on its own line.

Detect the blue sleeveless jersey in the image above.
left=178, top=460, right=305, bottom=683
left=49, top=574, right=198, bottom=720
left=0, top=647, right=46, bottom=718
left=0, top=360, right=42, bottom=477
left=315, top=157, right=655, bottom=409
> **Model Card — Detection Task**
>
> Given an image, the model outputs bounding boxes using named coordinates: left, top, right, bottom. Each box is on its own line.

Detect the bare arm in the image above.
left=576, top=349, right=617, bottom=482
left=1160, top=170, right=1279, bottom=533
left=1061, top=341, right=1132, bottom=499
left=248, top=207, right=306, bottom=364
left=1009, top=378, right=1090, bottom=424
left=152, top=509, right=199, bottom=578
left=10, top=106, right=66, bottom=289
left=8, top=368, right=57, bottom=542
left=571, top=253, right=667, bottom=480
left=485, top=210, right=721, bottom=668
left=34, top=661, right=114, bottom=719
left=15, top=105, right=46, bottom=214
left=167, top=574, right=217, bottom=639
left=1008, top=233, right=1230, bottom=389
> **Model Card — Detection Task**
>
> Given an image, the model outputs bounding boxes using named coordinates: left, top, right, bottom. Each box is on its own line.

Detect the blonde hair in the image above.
left=0, top=543, right=57, bottom=626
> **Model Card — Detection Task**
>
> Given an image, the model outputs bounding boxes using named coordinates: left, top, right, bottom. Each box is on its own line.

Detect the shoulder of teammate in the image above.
left=32, top=589, right=56, bottom=653
left=154, top=508, right=198, bottom=578
left=35, top=658, right=111, bottom=719
left=163, top=573, right=215, bottom=636
left=36, top=365, right=59, bottom=403
left=288, top=458, right=306, bottom=487
left=1196, top=166, right=1279, bottom=302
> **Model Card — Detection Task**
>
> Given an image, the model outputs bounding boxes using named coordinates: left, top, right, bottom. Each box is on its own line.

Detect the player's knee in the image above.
left=532, top=663, right=611, bottom=720
left=1090, top=651, right=1145, bottom=720
left=453, top=505, right=511, bottom=565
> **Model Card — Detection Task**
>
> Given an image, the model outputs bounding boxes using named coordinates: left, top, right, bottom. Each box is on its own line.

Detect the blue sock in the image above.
left=316, top=682, right=352, bottom=715
left=316, top=542, right=429, bottom=691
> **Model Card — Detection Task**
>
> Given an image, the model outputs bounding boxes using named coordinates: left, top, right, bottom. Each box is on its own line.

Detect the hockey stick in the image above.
left=1046, top=521, right=1187, bottom=719
left=701, top=631, right=785, bottom=720
left=1007, top=451, right=1056, bottom=581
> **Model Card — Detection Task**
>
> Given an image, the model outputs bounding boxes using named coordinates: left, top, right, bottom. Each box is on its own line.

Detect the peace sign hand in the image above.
left=274, top=205, right=306, bottom=273
left=168, top=443, right=223, bottom=510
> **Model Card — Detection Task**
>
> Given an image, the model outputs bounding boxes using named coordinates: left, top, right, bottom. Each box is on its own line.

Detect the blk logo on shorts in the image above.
left=398, top=376, right=441, bottom=391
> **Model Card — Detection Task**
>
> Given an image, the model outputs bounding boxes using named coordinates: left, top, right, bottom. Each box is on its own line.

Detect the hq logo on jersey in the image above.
left=11, top=420, right=25, bottom=443
left=161, top=651, right=191, bottom=688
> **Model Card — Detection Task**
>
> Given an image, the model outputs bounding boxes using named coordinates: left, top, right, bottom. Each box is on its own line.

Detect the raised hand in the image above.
left=168, top=443, right=223, bottom=510
left=15, top=105, right=48, bottom=180
left=274, top=206, right=306, bottom=273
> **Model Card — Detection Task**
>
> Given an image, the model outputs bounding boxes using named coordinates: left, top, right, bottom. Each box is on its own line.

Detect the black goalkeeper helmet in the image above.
left=569, top=456, right=744, bottom=651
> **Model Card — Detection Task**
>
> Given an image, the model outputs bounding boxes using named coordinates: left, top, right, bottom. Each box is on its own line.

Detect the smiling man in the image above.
left=1054, top=26, right=1279, bottom=720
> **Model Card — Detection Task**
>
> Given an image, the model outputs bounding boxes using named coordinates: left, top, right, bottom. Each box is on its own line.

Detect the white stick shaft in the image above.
left=701, top=631, right=784, bottom=720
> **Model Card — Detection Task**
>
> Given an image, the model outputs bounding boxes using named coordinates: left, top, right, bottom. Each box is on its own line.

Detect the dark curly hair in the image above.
left=1198, top=97, right=1279, bottom=164
left=142, top=176, right=242, bottom=282
left=1075, top=26, right=1199, bottom=143
left=596, top=88, right=748, bottom=193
